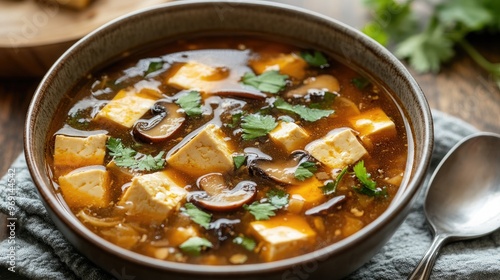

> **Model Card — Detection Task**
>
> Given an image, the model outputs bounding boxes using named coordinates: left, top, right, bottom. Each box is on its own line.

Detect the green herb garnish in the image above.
left=352, top=161, right=387, bottom=197
left=320, top=166, right=348, bottom=195
left=182, top=203, right=212, bottom=229
left=179, top=237, right=213, bottom=256
left=175, top=90, right=203, bottom=116
left=106, top=137, right=165, bottom=171
left=233, top=155, right=247, bottom=169
left=294, top=161, right=318, bottom=181
left=145, top=61, right=163, bottom=75
left=266, top=189, right=289, bottom=209
left=240, top=113, right=277, bottom=140
left=274, top=98, right=333, bottom=122
left=243, top=201, right=278, bottom=220
left=362, top=0, right=500, bottom=88
left=300, top=50, right=329, bottom=68
left=233, top=235, right=257, bottom=251
left=241, top=70, right=288, bottom=93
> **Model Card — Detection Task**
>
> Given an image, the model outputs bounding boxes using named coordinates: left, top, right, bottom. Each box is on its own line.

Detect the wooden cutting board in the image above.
left=0, top=0, right=171, bottom=77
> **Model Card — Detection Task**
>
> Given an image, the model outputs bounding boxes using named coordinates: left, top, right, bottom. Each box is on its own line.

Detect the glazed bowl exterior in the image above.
left=24, top=1, right=433, bottom=279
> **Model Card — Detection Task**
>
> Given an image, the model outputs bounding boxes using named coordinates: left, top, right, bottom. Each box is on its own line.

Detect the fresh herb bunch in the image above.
left=362, top=0, right=500, bottom=88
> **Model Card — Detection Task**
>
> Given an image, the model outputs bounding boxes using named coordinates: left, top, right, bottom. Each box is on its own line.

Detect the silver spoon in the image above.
left=408, top=132, right=500, bottom=280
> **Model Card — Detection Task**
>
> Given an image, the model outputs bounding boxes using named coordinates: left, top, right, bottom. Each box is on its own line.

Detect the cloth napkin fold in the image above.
left=0, top=110, right=494, bottom=280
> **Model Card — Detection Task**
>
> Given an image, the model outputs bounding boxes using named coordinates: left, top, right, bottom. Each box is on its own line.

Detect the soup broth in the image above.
left=47, top=35, right=409, bottom=265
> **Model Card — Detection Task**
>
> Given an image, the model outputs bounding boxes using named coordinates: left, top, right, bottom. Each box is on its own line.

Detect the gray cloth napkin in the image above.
left=0, top=110, right=494, bottom=280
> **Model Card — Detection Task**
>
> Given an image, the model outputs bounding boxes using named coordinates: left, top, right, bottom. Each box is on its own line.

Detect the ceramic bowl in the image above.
left=25, top=1, right=433, bottom=279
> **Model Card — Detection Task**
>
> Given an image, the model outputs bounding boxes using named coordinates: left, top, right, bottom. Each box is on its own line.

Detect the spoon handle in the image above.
left=407, top=233, right=448, bottom=280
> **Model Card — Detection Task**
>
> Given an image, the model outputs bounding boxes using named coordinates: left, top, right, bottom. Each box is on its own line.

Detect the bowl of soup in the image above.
left=25, top=1, right=433, bottom=279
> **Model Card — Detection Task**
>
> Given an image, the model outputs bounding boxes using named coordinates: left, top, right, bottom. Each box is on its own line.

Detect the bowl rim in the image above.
left=24, top=0, right=433, bottom=276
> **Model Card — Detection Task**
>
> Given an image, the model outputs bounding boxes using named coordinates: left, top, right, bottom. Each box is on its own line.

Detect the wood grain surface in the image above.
left=0, top=0, right=499, bottom=276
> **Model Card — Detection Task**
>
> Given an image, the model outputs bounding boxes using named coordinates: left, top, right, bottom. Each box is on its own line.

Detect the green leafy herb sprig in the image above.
left=352, top=160, right=387, bottom=197
left=362, top=0, right=500, bottom=88
left=244, top=189, right=289, bottom=220
left=106, top=137, right=165, bottom=171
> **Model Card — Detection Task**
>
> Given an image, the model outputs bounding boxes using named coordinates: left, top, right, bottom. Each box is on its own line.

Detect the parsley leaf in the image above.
left=176, top=91, right=203, bottom=116
left=233, top=235, right=256, bottom=251
left=182, top=203, right=212, bottom=229
left=352, top=161, right=387, bottom=197
left=294, top=161, right=317, bottom=181
left=241, top=70, right=288, bottom=94
left=274, top=97, right=333, bottom=122
left=320, top=166, right=348, bottom=195
left=233, top=155, right=246, bottom=169
left=179, top=237, right=213, bottom=256
left=266, top=189, right=289, bottom=209
left=300, top=50, right=329, bottom=68
left=106, top=137, right=165, bottom=171
left=240, top=114, right=277, bottom=140
left=243, top=201, right=277, bottom=220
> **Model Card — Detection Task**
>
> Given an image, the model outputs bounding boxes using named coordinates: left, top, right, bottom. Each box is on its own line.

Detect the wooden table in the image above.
left=0, top=0, right=499, bottom=277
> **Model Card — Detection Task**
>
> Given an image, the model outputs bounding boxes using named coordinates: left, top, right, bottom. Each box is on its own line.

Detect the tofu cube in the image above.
left=249, top=53, right=308, bottom=79
left=54, top=134, right=108, bottom=175
left=287, top=176, right=326, bottom=213
left=348, top=107, right=397, bottom=143
left=269, top=122, right=310, bottom=153
left=58, top=166, right=111, bottom=208
left=248, top=214, right=316, bottom=262
left=305, top=128, right=367, bottom=169
left=166, top=61, right=223, bottom=92
left=118, top=171, right=188, bottom=223
left=166, top=124, right=234, bottom=177
left=94, top=89, right=159, bottom=128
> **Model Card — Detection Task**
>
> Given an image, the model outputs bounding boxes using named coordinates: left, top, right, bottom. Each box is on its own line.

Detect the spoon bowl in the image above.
left=408, top=132, right=500, bottom=280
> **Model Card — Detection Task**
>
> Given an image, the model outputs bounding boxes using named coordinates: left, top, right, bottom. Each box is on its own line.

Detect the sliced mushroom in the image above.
left=197, top=173, right=227, bottom=196
left=249, top=150, right=312, bottom=185
left=190, top=179, right=257, bottom=212
left=133, top=101, right=185, bottom=143
left=305, top=195, right=346, bottom=215
left=286, top=74, right=340, bottom=98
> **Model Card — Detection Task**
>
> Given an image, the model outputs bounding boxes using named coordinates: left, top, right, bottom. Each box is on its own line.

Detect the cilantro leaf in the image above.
left=135, top=152, right=166, bottom=172
left=182, top=203, right=212, bottom=229
left=320, top=166, right=348, bottom=195
left=266, top=189, right=289, bottom=209
left=145, top=61, right=163, bottom=75
left=294, top=161, right=317, bottom=181
left=241, top=114, right=277, bottom=140
left=436, top=0, right=492, bottom=31
left=233, top=155, right=246, bottom=169
left=352, top=161, right=387, bottom=197
left=241, top=70, right=288, bottom=93
left=395, top=24, right=455, bottom=73
left=233, top=235, right=256, bottom=251
left=243, top=201, right=277, bottom=220
left=176, top=91, right=203, bottom=116
left=274, top=98, right=333, bottom=122
left=362, top=0, right=500, bottom=88
left=179, top=237, right=213, bottom=256
left=106, top=137, right=165, bottom=171
left=300, top=50, right=329, bottom=68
